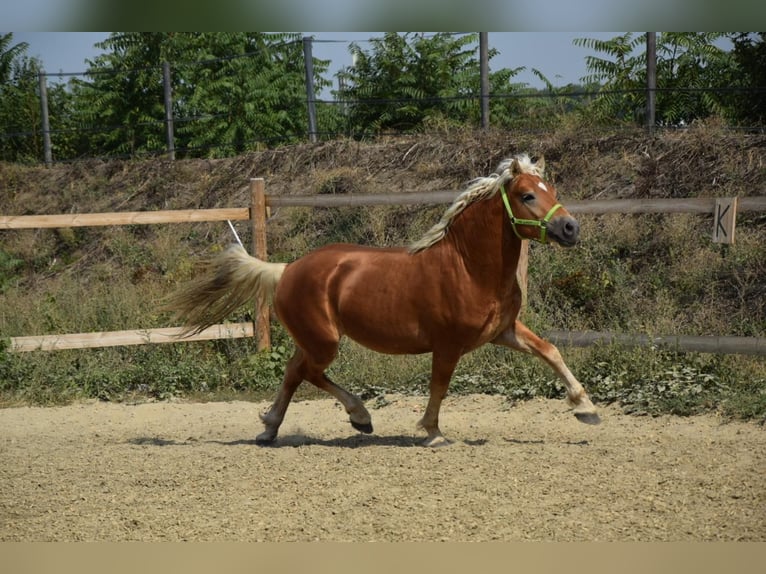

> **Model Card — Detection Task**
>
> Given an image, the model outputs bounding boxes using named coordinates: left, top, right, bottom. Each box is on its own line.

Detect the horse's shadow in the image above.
left=214, top=434, right=424, bottom=448
left=128, top=434, right=490, bottom=449
left=127, top=435, right=589, bottom=448
left=504, top=438, right=589, bottom=446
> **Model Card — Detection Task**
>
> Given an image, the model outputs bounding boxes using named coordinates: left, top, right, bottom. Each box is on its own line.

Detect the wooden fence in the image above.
left=3, top=178, right=269, bottom=352
left=2, top=180, right=766, bottom=355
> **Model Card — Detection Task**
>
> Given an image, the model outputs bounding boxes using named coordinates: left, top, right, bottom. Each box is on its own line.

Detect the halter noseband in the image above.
left=500, top=184, right=563, bottom=244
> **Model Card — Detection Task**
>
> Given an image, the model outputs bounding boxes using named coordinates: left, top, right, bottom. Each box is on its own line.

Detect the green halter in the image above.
left=500, top=185, right=563, bottom=244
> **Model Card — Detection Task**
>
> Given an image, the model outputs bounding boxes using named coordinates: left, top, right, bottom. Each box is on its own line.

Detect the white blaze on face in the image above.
left=537, top=181, right=548, bottom=192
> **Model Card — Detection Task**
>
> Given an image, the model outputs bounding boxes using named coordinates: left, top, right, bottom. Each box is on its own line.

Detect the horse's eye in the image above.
left=521, top=193, right=535, bottom=203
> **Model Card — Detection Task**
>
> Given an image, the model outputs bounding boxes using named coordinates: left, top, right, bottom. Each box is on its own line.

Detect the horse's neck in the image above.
left=443, top=195, right=522, bottom=289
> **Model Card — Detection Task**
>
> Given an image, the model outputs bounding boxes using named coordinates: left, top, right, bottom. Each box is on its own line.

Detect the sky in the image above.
left=11, top=32, right=624, bottom=92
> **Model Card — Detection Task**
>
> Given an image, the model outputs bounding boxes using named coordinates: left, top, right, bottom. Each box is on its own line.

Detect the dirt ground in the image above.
left=0, top=394, right=763, bottom=541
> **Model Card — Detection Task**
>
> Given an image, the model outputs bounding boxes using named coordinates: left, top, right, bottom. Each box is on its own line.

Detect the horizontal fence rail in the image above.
left=4, top=196, right=766, bottom=230
left=267, top=194, right=766, bottom=213
left=10, top=323, right=254, bottom=352
left=3, top=188, right=765, bottom=355
left=545, top=331, right=766, bottom=356
left=0, top=207, right=251, bottom=229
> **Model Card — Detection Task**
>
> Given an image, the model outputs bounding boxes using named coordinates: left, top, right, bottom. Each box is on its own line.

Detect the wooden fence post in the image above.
left=250, top=178, right=271, bottom=350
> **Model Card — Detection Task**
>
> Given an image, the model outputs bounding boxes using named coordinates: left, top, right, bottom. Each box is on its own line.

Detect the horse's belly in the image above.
left=340, top=316, right=432, bottom=355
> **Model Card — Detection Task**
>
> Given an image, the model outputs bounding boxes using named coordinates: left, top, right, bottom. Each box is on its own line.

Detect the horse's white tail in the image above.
left=164, top=244, right=287, bottom=336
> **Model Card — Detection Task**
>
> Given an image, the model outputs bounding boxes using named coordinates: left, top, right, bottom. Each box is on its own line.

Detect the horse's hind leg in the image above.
left=296, top=330, right=372, bottom=433
left=260, top=341, right=372, bottom=441
left=256, top=348, right=307, bottom=445
left=306, top=371, right=373, bottom=434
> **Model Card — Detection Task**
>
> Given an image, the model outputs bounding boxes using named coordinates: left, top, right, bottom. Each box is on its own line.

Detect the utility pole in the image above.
left=303, top=36, right=318, bottom=143
left=38, top=72, right=52, bottom=166
left=480, top=32, right=490, bottom=129
left=162, top=62, right=175, bottom=160
left=646, top=32, right=657, bottom=134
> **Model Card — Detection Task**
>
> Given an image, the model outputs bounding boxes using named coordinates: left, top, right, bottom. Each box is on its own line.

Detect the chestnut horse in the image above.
left=166, top=154, right=600, bottom=446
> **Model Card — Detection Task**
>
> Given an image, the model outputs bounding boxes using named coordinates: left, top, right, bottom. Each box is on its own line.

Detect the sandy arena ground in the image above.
left=1, top=394, right=763, bottom=541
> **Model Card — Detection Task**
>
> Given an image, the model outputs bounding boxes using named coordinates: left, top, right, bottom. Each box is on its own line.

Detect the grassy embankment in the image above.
left=1, top=123, right=764, bottom=419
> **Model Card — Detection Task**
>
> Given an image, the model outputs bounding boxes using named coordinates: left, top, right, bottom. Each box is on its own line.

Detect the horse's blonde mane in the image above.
left=408, top=154, right=544, bottom=253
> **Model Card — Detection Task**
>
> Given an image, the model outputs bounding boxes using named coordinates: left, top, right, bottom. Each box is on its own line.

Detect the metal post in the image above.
left=646, top=32, right=657, bottom=134
left=303, top=36, right=318, bottom=143
left=480, top=32, right=490, bottom=129
left=162, top=62, right=175, bottom=160
left=38, top=72, right=53, bottom=166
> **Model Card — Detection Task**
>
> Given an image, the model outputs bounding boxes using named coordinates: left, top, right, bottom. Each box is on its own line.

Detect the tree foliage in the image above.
left=165, top=33, right=329, bottom=155
left=0, top=34, right=43, bottom=162
left=69, top=32, right=331, bottom=158
left=1, top=33, right=29, bottom=84
left=575, top=32, right=736, bottom=125
left=728, top=33, right=766, bottom=126
left=336, top=33, right=483, bottom=132
left=334, top=32, right=564, bottom=133
left=70, top=33, right=169, bottom=157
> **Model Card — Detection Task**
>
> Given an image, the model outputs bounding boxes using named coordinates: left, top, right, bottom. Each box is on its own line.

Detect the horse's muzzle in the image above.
left=547, top=216, right=579, bottom=246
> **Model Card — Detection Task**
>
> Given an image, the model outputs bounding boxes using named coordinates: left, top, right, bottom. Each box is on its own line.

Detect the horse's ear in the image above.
left=510, top=157, right=522, bottom=177
left=536, top=155, right=546, bottom=173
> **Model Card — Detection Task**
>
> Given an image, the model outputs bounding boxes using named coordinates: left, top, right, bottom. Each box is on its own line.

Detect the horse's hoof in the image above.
left=423, top=435, right=452, bottom=448
left=574, top=411, right=601, bottom=425
left=255, top=433, right=277, bottom=446
left=351, top=420, right=373, bottom=434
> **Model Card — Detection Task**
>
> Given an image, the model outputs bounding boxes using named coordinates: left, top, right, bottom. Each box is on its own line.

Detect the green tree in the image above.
left=0, top=34, right=43, bottom=162
left=653, top=32, right=734, bottom=124
left=575, top=32, right=732, bottom=126
left=70, top=33, right=331, bottom=159
left=334, top=32, right=568, bottom=134
left=575, top=33, right=651, bottom=124
left=0, top=33, right=83, bottom=163
left=336, top=33, right=484, bottom=133
left=488, top=70, right=592, bottom=131
left=727, top=33, right=766, bottom=126
left=70, top=33, right=169, bottom=157
left=0, top=33, right=28, bottom=83
left=172, top=33, right=330, bottom=155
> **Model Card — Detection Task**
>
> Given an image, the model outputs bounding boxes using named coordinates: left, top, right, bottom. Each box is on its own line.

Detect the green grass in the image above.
left=324, top=338, right=766, bottom=421
left=1, top=305, right=764, bottom=421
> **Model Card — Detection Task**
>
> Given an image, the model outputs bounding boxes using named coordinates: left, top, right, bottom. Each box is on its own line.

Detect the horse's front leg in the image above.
left=418, top=351, right=461, bottom=447
left=493, top=320, right=600, bottom=424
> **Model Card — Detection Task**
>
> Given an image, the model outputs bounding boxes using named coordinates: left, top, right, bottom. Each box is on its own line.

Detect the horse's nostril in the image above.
left=562, top=219, right=579, bottom=240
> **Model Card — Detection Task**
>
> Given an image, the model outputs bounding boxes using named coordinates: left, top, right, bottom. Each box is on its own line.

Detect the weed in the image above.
left=0, top=249, right=22, bottom=293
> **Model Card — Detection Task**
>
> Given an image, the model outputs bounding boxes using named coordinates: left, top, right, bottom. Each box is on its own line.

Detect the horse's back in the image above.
left=275, top=242, right=416, bottom=312
left=278, top=243, right=410, bottom=287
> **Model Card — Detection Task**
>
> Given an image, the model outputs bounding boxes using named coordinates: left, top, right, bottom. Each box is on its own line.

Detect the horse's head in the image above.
left=500, top=156, right=579, bottom=247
